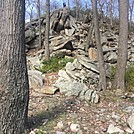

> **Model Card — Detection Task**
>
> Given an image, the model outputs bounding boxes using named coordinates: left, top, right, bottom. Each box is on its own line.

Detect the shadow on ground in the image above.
left=28, top=102, right=67, bottom=130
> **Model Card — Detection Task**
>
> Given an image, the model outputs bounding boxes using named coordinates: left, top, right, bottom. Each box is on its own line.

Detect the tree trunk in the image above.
left=45, top=0, right=50, bottom=60
left=0, top=0, right=29, bottom=133
left=76, top=0, right=79, bottom=21
left=92, top=0, right=107, bottom=90
left=113, top=0, right=128, bottom=94
left=129, top=0, right=134, bottom=30
left=85, top=21, right=94, bottom=52
left=38, top=0, right=42, bottom=49
left=110, top=0, right=113, bottom=26
left=68, top=0, right=70, bottom=9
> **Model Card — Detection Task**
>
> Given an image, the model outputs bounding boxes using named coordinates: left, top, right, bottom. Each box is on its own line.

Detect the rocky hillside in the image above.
left=26, top=8, right=134, bottom=134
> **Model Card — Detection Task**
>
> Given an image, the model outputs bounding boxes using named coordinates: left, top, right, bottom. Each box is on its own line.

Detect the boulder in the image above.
left=127, top=113, right=134, bottom=130
left=28, top=70, right=44, bottom=89
left=88, top=48, right=98, bottom=61
left=53, top=40, right=74, bottom=51
left=77, top=55, right=99, bottom=74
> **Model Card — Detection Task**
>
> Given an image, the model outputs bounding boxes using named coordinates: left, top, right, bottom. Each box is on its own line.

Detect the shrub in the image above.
left=40, top=56, right=74, bottom=73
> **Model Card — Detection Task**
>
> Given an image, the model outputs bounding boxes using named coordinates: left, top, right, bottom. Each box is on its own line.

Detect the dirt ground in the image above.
left=28, top=72, right=134, bottom=134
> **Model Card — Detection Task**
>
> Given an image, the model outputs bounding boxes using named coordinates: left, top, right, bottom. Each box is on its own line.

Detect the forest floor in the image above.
left=28, top=72, right=134, bottom=134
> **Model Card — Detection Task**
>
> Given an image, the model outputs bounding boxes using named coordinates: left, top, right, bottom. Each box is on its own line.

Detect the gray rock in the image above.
left=77, top=55, right=99, bottom=74
left=53, top=40, right=74, bottom=51
left=125, top=128, right=133, bottom=134
left=50, top=36, right=65, bottom=47
left=65, top=62, right=76, bottom=71
left=55, top=81, right=88, bottom=96
left=107, top=51, right=117, bottom=64
left=28, top=70, right=44, bottom=88
left=107, top=124, right=124, bottom=134
left=73, top=59, right=82, bottom=70
left=127, top=113, right=134, bottom=130
left=58, top=70, right=71, bottom=81
left=56, top=131, right=66, bottom=134
left=27, top=56, right=41, bottom=70
left=91, top=91, right=100, bottom=103
left=52, top=49, right=72, bottom=58
left=84, top=89, right=94, bottom=102
left=25, top=29, right=36, bottom=44
left=65, top=28, right=75, bottom=36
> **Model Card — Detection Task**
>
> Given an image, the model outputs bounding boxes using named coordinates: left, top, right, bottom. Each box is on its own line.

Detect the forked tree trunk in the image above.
left=45, top=0, right=50, bottom=60
left=92, top=0, right=107, bottom=90
left=0, top=0, right=29, bottom=133
left=113, top=0, right=128, bottom=94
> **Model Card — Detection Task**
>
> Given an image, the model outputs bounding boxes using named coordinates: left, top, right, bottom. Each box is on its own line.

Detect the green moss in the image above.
left=35, top=130, right=44, bottom=134
left=109, top=63, right=134, bottom=92
left=126, top=63, right=134, bottom=92
left=109, top=66, right=116, bottom=81
left=39, top=56, right=74, bottom=73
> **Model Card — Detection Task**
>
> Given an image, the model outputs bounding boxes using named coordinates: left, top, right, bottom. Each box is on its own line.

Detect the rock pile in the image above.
left=26, top=8, right=134, bottom=103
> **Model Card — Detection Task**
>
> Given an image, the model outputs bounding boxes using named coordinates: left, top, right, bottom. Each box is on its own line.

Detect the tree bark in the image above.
left=0, top=0, right=29, bottom=133
left=45, top=0, right=50, bottom=60
left=129, top=0, right=134, bottom=29
left=113, top=0, right=128, bottom=93
left=85, top=21, right=94, bottom=52
left=37, top=0, right=42, bottom=49
left=110, top=0, right=113, bottom=26
left=76, top=0, right=79, bottom=21
left=92, top=0, right=107, bottom=90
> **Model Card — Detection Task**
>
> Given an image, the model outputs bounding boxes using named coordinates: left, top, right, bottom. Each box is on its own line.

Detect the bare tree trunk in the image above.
left=76, top=0, right=79, bottom=21
left=68, top=0, right=70, bottom=9
left=85, top=21, right=94, bottom=52
left=45, top=0, right=50, bottom=60
left=113, top=0, right=128, bottom=94
left=92, top=0, right=107, bottom=90
left=129, top=0, right=134, bottom=29
left=110, top=0, right=113, bottom=26
left=37, top=0, right=42, bottom=49
left=0, top=0, right=29, bottom=133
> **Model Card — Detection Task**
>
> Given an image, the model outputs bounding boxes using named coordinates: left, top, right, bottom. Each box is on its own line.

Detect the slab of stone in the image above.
left=77, top=55, right=99, bottom=74
left=127, top=113, right=134, bottom=130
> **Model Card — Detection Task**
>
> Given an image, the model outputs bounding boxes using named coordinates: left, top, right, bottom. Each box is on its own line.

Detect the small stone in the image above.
left=56, top=121, right=64, bottom=130
left=70, top=123, right=80, bottom=132
left=29, top=130, right=36, bottom=134
left=107, top=124, right=124, bottom=134
left=56, top=131, right=66, bottom=134
left=127, top=113, right=134, bottom=130
left=125, top=127, right=133, bottom=134
left=40, top=86, right=58, bottom=95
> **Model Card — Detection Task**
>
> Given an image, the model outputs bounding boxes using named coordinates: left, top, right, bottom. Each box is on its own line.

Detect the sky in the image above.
left=25, top=0, right=134, bottom=22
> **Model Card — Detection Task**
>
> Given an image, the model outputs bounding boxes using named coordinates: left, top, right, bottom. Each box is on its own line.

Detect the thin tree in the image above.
left=113, top=0, right=128, bottom=94
left=129, top=0, right=134, bottom=29
left=110, top=0, right=113, bottom=26
left=45, top=0, right=50, bottom=60
left=92, top=0, right=107, bottom=90
left=76, top=0, right=79, bottom=21
left=68, top=0, right=70, bottom=9
left=0, top=0, right=29, bottom=133
left=37, top=0, right=42, bottom=49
